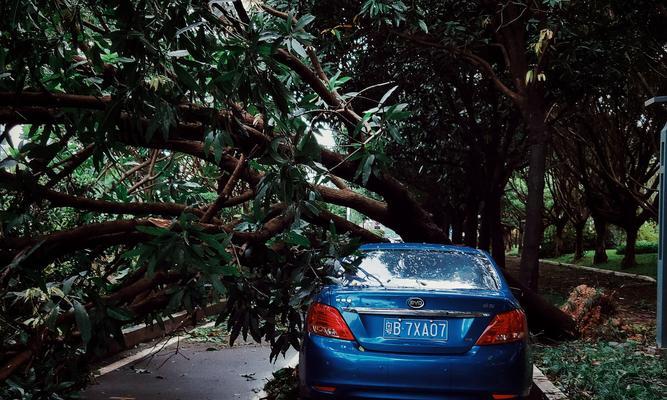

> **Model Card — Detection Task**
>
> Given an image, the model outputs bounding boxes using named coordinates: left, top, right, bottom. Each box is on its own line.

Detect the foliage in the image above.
left=263, top=367, right=299, bottom=400
left=0, top=0, right=664, bottom=397
left=560, top=285, right=618, bottom=338
left=187, top=322, right=229, bottom=345
left=615, top=240, right=658, bottom=255
left=0, top=0, right=412, bottom=396
left=535, top=341, right=667, bottom=400
left=540, top=223, right=597, bottom=258
left=637, top=221, right=659, bottom=243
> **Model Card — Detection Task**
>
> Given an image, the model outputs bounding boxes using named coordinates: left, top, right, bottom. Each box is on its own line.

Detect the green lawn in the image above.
left=546, top=250, right=657, bottom=278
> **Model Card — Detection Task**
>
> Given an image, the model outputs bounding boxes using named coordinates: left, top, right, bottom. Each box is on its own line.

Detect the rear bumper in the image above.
left=299, top=334, right=532, bottom=399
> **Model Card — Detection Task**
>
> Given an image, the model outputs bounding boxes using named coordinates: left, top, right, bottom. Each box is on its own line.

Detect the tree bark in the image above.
left=574, top=223, right=585, bottom=260
left=553, top=222, right=566, bottom=257
left=451, top=213, right=464, bottom=244
left=620, top=226, right=638, bottom=269
left=519, top=100, right=548, bottom=291
left=478, top=200, right=492, bottom=252
left=593, top=216, right=609, bottom=264
left=489, top=197, right=506, bottom=269
left=504, top=274, right=577, bottom=339
left=464, top=202, right=479, bottom=247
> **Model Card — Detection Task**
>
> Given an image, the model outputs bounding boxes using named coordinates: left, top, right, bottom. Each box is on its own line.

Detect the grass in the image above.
left=534, top=340, right=667, bottom=400
left=546, top=249, right=657, bottom=278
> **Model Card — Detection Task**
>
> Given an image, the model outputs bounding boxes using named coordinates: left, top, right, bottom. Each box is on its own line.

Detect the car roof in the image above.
left=358, top=242, right=483, bottom=255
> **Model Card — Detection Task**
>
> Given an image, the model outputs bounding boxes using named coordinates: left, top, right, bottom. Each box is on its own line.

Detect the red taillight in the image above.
left=312, top=385, right=336, bottom=393
left=475, top=309, right=527, bottom=345
left=307, top=302, right=355, bottom=340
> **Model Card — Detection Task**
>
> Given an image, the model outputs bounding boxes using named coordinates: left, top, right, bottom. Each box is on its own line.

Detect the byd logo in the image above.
left=407, top=297, right=425, bottom=309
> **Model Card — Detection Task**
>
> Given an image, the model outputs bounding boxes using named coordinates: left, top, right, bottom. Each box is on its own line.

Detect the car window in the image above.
left=340, top=249, right=500, bottom=291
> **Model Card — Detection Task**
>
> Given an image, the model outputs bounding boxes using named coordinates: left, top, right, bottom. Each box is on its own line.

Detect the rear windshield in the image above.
left=340, top=249, right=500, bottom=291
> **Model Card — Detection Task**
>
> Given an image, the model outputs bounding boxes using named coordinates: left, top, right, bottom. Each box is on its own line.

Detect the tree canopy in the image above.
left=0, top=0, right=665, bottom=398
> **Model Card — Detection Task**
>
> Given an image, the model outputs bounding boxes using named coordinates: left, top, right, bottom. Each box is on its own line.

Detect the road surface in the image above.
left=84, top=340, right=297, bottom=400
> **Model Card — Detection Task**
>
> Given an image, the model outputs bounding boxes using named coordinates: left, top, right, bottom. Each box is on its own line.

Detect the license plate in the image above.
left=383, top=318, right=448, bottom=340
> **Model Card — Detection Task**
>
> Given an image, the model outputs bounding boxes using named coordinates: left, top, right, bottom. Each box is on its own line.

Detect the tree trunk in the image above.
left=553, top=222, right=566, bottom=257
left=478, top=200, right=492, bottom=252
left=504, top=274, right=577, bottom=339
left=593, top=216, right=608, bottom=264
left=490, top=212, right=506, bottom=269
left=464, top=203, right=479, bottom=247
left=478, top=214, right=491, bottom=252
left=451, top=213, right=464, bottom=244
left=574, top=223, right=585, bottom=260
left=519, top=101, right=548, bottom=292
left=621, top=226, right=638, bottom=269
left=441, top=211, right=452, bottom=243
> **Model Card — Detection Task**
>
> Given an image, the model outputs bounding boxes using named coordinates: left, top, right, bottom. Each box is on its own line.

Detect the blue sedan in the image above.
left=298, top=243, right=532, bottom=400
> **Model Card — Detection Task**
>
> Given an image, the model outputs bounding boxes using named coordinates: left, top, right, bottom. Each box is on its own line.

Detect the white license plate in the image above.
left=383, top=318, right=448, bottom=340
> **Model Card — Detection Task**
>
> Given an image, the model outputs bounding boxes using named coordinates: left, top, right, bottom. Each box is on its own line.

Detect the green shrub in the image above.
left=615, top=240, right=657, bottom=255
left=535, top=341, right=666, bottom=400
left=637, top=221, right=659, bottom=242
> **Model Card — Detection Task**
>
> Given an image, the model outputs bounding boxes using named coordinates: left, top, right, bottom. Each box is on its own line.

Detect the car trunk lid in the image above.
left=332, top=289, right=513, bottom=354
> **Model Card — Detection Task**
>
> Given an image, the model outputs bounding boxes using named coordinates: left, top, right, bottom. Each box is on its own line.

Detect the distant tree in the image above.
left=547, top=155, right=590, bottom=260
left=554, top=93, right=662, bottom=268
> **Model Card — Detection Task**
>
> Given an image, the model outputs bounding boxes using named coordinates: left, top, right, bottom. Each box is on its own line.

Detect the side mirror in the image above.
left=510, top=286, right=524, bottom=299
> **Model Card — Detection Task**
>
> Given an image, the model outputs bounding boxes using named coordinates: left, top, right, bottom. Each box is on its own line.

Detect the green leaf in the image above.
left=290, top=38, right=308, bottom=59
left=136, top=225, right=170, bottom=236
left=295, top=14, right=316, bottom=31
left=173, top=63, right=201, bottom=93
left=525, top=70, right=534, bottom=85
left=267, top=137, right=288, bottom=164
left=107, top=306, right=134, bottom=321
left=62, top=276, right=77, bottom=295
left=207, top=274, right=227, bottom=295
left=296, top=131, right=321, bottom=161
left=418, top=19, right=428, bottom=33
left=285, top=231, right=311, bottom=247
left=361, top=154, right=375, bottom=185
left=378, top=85, right=398, bottom=108
left=72, top=300, right=92, bottom=345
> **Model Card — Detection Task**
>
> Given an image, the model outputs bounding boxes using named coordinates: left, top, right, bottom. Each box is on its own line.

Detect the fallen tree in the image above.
left=0, top=1, right=575, bottom=396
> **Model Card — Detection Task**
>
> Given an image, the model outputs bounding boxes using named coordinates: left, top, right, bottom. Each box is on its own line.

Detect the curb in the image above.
left=533, top=366, right=568, bottom=399
left=539, top=259, right=656, bottom=283
left=95, top=302, right=226, bottom=360
left=121, top=302, right=226, bottom=348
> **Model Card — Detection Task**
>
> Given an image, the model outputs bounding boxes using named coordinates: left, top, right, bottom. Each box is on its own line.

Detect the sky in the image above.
left=315, top=128, right=336, bottom=149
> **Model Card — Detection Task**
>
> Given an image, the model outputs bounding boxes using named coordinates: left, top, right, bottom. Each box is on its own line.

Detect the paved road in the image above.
left=83, top=336, right=549, bottom=400
left=84, top=341, right=297, bottom=400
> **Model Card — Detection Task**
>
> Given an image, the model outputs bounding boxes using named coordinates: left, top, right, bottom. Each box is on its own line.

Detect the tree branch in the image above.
left=45, top=144, right=96, bottom=188
left=201, top=154, right=246, bottom=223
left=389, top=31, right=524, bottom=104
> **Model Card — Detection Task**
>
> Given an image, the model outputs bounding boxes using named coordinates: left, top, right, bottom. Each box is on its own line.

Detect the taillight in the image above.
left=307, top=302, right=355, bottom=340
left=475, top=309, right=527, bottom=345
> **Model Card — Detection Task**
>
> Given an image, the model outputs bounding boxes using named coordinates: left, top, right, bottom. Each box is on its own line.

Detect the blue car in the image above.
left=298, top=243, right=532, bottom=400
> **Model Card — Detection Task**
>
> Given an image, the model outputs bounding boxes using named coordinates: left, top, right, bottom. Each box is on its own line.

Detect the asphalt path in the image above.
left=84, top=340, right=298, bottom=400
